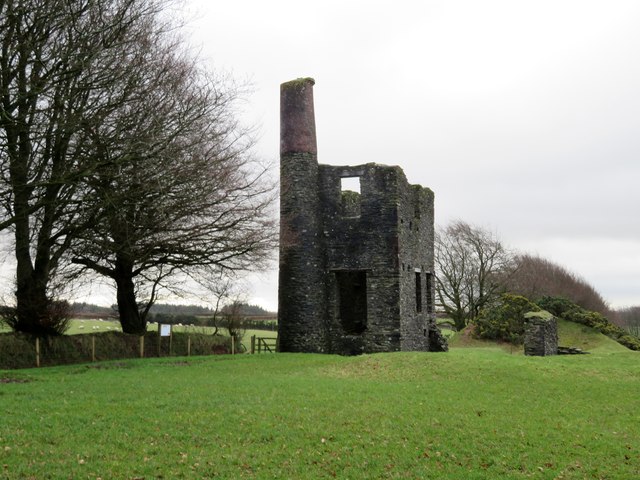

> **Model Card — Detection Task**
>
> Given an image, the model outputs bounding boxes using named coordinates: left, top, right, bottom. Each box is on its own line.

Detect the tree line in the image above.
left=0, top=0, right=276, bottom=336
left=71, top=301, right=275, bottom=319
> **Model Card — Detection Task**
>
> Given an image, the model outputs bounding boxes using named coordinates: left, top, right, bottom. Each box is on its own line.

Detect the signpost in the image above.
left=159, top=324, right=172, bottom=356
left=160, top=324, right=171, bottom=337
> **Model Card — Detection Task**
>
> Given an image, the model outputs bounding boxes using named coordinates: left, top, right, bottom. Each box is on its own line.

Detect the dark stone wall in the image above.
left=278, top=152, right=327, bottom=353
left=281, top=162, right=438, bottom=355
left=524, top=313, right=558, bottom=356
left=319, top=164, right=404, bottom=354
left=397, top=183, right=436, bottom=352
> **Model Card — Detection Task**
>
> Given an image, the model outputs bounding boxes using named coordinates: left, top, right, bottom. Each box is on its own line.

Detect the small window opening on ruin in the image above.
left=340, top=177, right=361, bottom=217
left=340, top=176, right=360, bottom=193
left=415, top=270, right=422, bottom=313
left=335, top=270, right=367, bottom=334
left=425, top=272, right=433, bottom=314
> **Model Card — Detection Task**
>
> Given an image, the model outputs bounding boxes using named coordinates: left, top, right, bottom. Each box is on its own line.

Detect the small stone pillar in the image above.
left=523, top=311, right=558, bottom=356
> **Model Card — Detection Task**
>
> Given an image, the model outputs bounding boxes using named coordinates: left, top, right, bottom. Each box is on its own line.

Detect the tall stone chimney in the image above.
left=278, top=78, right=327, bottom=352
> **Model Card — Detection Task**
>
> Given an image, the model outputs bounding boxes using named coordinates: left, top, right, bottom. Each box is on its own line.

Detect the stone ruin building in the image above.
left=277, top=78, right=447, bottom=355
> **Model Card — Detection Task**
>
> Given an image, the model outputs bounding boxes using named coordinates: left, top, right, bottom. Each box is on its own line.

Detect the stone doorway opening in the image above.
left=335, top=271, right=367, bottom=334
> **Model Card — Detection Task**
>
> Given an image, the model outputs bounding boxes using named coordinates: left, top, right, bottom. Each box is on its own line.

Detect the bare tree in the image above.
left=0, top=0, right=169, bottom=334
left=204, top=276, right=247, bottom=351
left=434, top=221, right=515, bottom=330
left=66, top=30, right=276, bottom=334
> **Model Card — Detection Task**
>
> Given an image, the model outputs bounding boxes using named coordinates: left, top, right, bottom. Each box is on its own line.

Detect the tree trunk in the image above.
left=12, top=150, right=53, bottom=334
left=114, top=258, right=146, bottom=334
left=453, top=312, right=467, bottom=332
left=15, top=274, right=49, bottom=335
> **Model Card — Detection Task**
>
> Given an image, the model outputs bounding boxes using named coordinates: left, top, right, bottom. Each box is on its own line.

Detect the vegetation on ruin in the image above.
left=282, top=77, right=316, bottom=88
left=1, top=348, right=638, bottom=479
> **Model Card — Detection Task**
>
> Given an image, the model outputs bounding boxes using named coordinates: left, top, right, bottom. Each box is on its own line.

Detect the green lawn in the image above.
left=1, top=348, right=639, bottom=479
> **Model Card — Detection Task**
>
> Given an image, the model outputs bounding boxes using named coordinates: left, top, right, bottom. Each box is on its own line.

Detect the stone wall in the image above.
left=523, top=311, right=558, bottom=356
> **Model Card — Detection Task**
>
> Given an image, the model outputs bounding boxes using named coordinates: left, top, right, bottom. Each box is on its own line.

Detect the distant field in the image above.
left=63, top=319, right=276, bottom=349
left=66, top=318, right=122, bottom=334
left=71, top=320, right=274, bottom=354
left=1, top=348, right=638, bottom=479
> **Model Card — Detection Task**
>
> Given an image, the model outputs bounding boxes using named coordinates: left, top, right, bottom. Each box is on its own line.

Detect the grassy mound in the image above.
left=447, top=318, right=629, bottom=354
left=557, top=318, right=629, bottom=353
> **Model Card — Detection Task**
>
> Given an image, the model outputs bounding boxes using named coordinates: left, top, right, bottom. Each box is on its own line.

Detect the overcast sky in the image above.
left=179, top=0, right=640, bottom=311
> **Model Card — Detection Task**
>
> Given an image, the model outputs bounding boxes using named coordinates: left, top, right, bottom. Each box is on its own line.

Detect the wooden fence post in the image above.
left=251, top=335, right=256, bottom=354
left=187, top=337, right=191, bottom=357
left=91, top=336, right=96, bottom=362
left=35, top=337, right=40, bottom=368
left=231, top=335, right=235, bottom=355
left=139, top=336, right=144, bottom=358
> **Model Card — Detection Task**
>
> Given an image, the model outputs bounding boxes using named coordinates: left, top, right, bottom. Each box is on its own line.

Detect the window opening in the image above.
left=340, top=177, right=361, bottom=217
left=340, top=177, right=360, bottom=193
left=425, top=272, right=433, bottom=313
left=415, top=271, right=422, bottom=313
left=335, top=271, right=367, bottom=334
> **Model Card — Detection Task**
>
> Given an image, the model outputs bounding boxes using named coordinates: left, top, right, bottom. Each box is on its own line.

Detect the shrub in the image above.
left=0, top=299, right=71, bottom=336
left=474, top=294, right=542, bottom=344
left=535, top=296, right=578, bottom=317
left=617, top=335, right=640, bottom=350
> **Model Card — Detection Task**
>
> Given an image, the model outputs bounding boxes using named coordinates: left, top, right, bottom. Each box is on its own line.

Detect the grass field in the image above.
left=1, top=346, right=638, bottom=479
